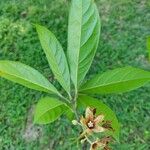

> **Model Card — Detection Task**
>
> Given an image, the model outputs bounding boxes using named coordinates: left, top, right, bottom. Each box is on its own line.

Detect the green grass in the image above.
left=0, top=0, right=150, bottom=149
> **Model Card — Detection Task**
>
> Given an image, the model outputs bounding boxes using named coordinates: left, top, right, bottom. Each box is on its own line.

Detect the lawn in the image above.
left=0, top=0, right=150, bottom=149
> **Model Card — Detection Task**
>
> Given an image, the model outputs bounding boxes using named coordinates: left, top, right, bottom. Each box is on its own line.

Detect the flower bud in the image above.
left=72, top=120, right=78, bottom=125
left=80, top=138, right=86, bottom=144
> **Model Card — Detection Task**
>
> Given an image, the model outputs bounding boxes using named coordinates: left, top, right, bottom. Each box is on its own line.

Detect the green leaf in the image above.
left=0, top=60, right=59, bottom=95
left=77, top=95, right=120, bottom=140
left=34, top=97, right=68, bottom=124
left=80, top=67, right=150, bottom=94
left=65, top=107, right=74, bottom=121
left=147, top=37, right=150, bottom=61
left=36, top=24, right=70, bottom=94
left=67, top=0, right=100, bottom=90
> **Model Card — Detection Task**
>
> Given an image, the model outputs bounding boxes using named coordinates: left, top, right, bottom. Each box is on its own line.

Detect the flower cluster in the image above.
left=72, top=107, right=114, bottom=150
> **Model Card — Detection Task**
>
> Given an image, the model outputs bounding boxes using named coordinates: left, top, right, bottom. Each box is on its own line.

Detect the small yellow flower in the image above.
left=80, top=107, right=106, bottom=134
left=90, top=136, right=112, bottom=150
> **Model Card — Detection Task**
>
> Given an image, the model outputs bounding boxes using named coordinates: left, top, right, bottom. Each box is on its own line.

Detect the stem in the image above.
left=59, top=94, right=71, bottom=104
left=68, top=92, right=72, bottom=101
left=73, top=102, right=79, bottom=121
left=72, top=93, right=79, bottom=121
left=77, top=131, right=92, bottom=145
left=85, top=135, right=92, bottom=145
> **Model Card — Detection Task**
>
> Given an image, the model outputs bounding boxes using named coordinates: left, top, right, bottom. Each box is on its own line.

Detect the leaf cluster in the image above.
left=0, top=0, right=150, bottom=142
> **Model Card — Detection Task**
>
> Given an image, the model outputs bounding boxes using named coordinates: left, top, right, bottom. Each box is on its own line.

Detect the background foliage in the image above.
left=0, top=0, right=150, bottom=149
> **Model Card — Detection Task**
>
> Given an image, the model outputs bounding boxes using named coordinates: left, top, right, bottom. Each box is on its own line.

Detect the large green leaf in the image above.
left=80, top=67, right=150, bottom=94
left=77, top=95, right=120, bottom=140
left=0, top=60, right=59, bottom=95
left=67, top=0, right=100, bottom=90
left=34, top=97, right=68, bottom=124
left=36, top=24, right=70, bottom=94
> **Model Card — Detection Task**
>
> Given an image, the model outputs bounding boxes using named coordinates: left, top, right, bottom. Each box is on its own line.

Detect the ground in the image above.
left=0, top=0, right=150, bottom=149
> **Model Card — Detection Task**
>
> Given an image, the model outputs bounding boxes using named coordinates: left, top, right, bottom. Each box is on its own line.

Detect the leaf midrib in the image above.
left=80, top=77, right=150, bottom=91
left=76, top=0, right=83, bottom=89
left=45, top=28, right=69, bottom=93
left=1, top=70, right=56, bottom=93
